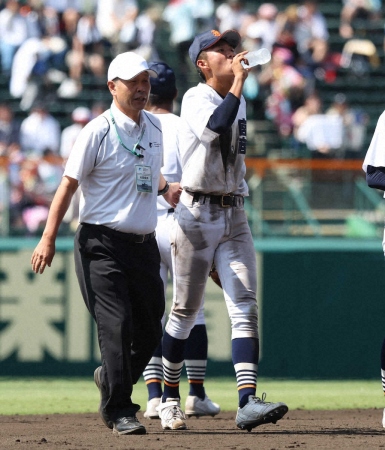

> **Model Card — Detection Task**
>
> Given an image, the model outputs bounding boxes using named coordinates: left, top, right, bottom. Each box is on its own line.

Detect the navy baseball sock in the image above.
left=185, top=324, right=208, bottom=399
left=143, top=342, right=163, bottom=400
left=232, top=337, right=259, bottom=408
left=162, top=331, right=185, bottom=401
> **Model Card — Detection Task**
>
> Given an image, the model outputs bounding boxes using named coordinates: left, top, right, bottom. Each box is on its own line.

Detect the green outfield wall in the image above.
left=0, top=237, right=384, bottom=379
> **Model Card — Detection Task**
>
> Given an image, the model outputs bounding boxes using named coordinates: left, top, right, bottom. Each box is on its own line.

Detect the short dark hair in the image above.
left=196, top=51, right=207, bottom=82
left=148, top=92, right=174, bottom=105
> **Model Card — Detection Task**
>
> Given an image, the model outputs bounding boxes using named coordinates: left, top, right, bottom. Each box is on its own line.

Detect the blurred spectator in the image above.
left=340, top=38, right=380, bottom=77
left=9, top=34, right=68, bottom=108
left=0, top=0, right=29, bottom=75
left=43, top=0, right=80, bottom=14
left=36, top=148, right=63, bottom=196
left=62, top=11, right=105, bottom=97
left=9, top=157, right=40, bottom=234
left=241, top=4, right=280, bottom=120
left=215, top=0, right=250, bottom=34
left=95, top=0, right=138, bottom=56
left=293, top=91, right=344, bottom=157
left=31, top=3, right=62, bottom=37
left=132, top=5, right=162, bottom=60
left=275, top=4, right=298, bottom=55
left=258, top=47, right=306, bottom=138
left=292, top=91, right=323, bottom=139
left=274, top=5, right=301, bottom=63
left=0, top=103, right=20, bottom=154
left=9, top=153, right=62, bottom=235
left=193, top=0, right=215, bottom=33
left=244, top=3, right=279, bottom=52
left=294, top=0, right=329, bottom=70
left=162, top=0, right=196, bottom=93
left=60, top=106, right=91, bottom=159
left=340, top=0, right=382, bottom=39
left=326, top=93, right=368, bottom=158
left=60, top=7, right=81, bottom=51
left=19, top=101, right=61, bottom=156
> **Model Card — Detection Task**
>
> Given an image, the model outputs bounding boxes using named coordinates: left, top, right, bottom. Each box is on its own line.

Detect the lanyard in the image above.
left=109, top=109, right=145, bottom=159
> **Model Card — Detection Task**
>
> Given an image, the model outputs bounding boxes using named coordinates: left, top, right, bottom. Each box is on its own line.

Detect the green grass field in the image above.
left=0, top=378, right=383, bottom=415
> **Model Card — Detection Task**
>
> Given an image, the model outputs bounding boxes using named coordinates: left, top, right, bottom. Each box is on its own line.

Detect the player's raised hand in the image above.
left=231, top=51, right=249, bottom=80
left=31, top=238, right=56, bottom=274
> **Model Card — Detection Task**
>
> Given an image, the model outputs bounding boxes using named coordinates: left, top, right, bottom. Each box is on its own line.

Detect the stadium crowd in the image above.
left=0, top=0, right=380, bottom=235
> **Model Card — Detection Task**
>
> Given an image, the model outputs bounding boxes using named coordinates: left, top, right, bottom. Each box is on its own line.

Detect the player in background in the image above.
left=362, top=110, right=385, bottom=427
left=142, top=61, right=220, bottom=421
left=157, top=29, right=288, bottom=432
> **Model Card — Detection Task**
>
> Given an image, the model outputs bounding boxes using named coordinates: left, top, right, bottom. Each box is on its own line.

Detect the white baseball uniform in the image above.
left=155, top=112, right=205, bottom=326
left=362, top=110, right=385, bottom=254
left=166, top=82, right=258, bottom=340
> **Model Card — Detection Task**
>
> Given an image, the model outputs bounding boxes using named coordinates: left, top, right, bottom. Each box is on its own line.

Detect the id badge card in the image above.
left=135, top=164, right=153, bottom=193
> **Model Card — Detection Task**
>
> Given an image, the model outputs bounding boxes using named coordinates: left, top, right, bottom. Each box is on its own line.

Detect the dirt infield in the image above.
left=1, top=409, right=384, bottom=449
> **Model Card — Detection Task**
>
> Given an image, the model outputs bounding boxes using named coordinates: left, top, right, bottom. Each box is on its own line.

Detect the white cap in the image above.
left=107, top=52, right=158, bottom=81
left=72, top=106, right=91, bottom=122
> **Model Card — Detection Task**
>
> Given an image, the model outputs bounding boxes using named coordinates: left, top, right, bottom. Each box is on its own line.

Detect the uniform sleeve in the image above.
left=207, top=93, right=240, bottom=134
left=63, top=117, right=109, bottom=183
left=180, top=87, right=219, bottom=143
left=366, top=165, right=385, bottom=190
left=363, top=111, right=385, bottom=172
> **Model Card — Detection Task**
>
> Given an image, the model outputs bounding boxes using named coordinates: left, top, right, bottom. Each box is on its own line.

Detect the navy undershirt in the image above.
left=366, top=165, right=385, bottom=190
left=207, top=92, right=240, bottom=134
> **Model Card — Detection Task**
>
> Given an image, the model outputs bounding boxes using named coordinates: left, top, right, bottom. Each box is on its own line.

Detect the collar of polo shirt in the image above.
left=110, top=102, right=145, bottom=136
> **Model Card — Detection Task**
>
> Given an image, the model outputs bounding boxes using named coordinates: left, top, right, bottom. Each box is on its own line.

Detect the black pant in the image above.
left=74, top=223, right=165, bottom=420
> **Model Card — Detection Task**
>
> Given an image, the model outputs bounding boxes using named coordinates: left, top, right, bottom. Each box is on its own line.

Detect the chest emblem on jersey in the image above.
left=149, top=142, right=161, bottom=148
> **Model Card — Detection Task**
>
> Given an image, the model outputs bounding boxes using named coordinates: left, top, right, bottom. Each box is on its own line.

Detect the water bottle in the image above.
left=241, top=48, right=271, bottom=69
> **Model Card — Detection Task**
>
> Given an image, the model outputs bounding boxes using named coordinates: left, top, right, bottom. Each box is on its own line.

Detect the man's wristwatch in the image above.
left=158, top=181, right=170, bottom=196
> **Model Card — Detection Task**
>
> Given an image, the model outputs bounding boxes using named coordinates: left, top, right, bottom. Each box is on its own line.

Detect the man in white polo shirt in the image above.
left=30, top=52, right=181, bottom=436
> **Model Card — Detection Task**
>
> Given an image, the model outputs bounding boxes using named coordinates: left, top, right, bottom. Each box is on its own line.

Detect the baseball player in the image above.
left=362, top=110, right=385, bottom=427
left=157, top=29, right=288, bottom=432
left=142, top=61, right=220, bottom=420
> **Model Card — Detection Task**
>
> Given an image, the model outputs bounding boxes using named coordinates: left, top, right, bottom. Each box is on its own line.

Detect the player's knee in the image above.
left=165, top=309, right=197, bottom=340
left=229, top=301, right=259, bottom=338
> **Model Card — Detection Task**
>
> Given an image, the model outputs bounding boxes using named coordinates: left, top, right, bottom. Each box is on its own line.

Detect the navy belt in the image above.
left=191, top=192, right=244, bottom=208
left=81, top=223, right=155, bottom=243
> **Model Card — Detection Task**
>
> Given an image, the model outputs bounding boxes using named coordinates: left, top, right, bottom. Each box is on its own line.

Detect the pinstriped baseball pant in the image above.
left=166, top=190, right=258, bottom=341
left=156, top=208, right=206, bottom=326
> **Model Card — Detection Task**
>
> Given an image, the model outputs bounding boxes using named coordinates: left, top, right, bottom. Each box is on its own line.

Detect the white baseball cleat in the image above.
left=143, top=397, right=161, bottom=419
left=185, top=395, right=220, bottom=417
left=236, top=393, right=288, bottom=432
left=382, top=408, right=385, bottom=428
left=158, top=398, right=187, bottom=430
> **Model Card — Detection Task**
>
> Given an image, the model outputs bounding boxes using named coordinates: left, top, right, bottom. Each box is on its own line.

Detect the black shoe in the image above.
left=112, top=416, right=146, bottom=435
left=94, top=366, right=113, bottom=429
